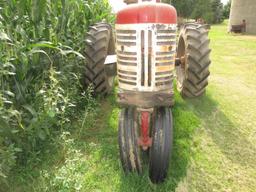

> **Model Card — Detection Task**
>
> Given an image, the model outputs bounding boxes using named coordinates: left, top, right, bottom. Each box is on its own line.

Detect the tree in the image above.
left=191, top=0, right=224, bottom=24
left=223, top=0, right=231, bottom=19
left=171, top=0, right=195, bottom=18
left=191, top=0, right=213, bottom=23
left=165, top=0, right=224, bottom=24
left=162, top=0, right=171, bottom=3
left=211, top=0, right=224, bottom=23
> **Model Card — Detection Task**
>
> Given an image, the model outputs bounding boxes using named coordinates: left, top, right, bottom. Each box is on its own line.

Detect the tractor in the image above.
left=84, top=0, right=211, bottom=183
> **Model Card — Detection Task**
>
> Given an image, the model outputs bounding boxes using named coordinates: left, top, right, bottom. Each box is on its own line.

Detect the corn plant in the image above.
left=0, top=0, right=113, bottom=184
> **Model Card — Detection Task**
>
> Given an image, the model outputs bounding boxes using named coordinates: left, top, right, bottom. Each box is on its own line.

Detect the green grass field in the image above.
left=7, top=22, right=256, bottom=192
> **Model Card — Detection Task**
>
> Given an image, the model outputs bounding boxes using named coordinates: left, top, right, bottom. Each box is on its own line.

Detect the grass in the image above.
left=5, top=21, right=256, bottom=192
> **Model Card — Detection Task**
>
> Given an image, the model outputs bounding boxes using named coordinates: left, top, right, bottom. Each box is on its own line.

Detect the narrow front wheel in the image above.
left=118, top=108, right=142, bottom=174
left=149, top=107, right=173, bottom=183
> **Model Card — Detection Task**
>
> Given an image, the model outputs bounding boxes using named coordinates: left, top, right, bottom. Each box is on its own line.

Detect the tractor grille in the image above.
left=116, top=29, right=138, bottom=88
left=116, top=24, right=176, bottom=92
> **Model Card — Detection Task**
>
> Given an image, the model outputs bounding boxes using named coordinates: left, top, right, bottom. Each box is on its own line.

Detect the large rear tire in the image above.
left=149, top=107, right=173, bottom=184
left=84, top=22, right=115, bottom=95
left=176, top=23, right=211, bottom=98
left=118, top=108, right=142, bottom=174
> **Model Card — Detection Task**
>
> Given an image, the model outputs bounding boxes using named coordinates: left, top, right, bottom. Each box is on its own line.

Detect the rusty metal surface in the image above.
left=117, top=89, right=174, bottom=108
left=124, top=0, right=161, bottom=3
left=124, top=0, right=138, bottom=4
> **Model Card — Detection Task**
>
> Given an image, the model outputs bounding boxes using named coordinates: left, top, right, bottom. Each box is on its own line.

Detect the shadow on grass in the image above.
left=91, top=91, right=256, bottom=191
left=189, top=93, right=256, bottom=169
left=158, top=93, right=201, bottom=191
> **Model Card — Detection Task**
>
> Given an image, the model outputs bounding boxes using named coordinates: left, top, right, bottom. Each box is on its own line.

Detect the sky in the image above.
left=221, top=0, right=229, bottom=4
left=108, top=0, right=126, bottom=12
left=109, top=0, right=229, bottom=13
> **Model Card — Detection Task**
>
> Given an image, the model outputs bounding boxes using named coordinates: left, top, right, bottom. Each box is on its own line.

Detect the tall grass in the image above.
left=0, top=0, right=113, bottom=184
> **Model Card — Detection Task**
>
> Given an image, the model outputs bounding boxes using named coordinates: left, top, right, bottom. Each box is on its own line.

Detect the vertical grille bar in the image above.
left=141, top=30, right=145, bottom=86
left=148, top=30, right=152, bottom=87
left=144, top=30, right=148, bottom=87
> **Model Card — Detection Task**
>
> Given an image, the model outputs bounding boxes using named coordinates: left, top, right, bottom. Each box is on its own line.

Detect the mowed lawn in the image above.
left=8, top=22, right=256, bottom=192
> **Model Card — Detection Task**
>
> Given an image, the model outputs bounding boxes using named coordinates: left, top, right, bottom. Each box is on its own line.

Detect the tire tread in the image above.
left=177, top=23, right=211, bottom=98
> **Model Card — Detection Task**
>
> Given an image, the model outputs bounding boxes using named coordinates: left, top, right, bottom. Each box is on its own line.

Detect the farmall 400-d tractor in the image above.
left=84, top=0, right=211, bottom=183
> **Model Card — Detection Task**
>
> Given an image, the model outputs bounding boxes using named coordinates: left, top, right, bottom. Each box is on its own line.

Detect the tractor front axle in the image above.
left=138, top=111, right=152, bottom=150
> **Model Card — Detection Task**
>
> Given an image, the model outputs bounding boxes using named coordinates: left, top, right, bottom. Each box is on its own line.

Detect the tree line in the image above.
left=163, top=0, right=231, bottom=24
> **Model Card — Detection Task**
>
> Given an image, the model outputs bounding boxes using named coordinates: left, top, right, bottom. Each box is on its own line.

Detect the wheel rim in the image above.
left=176, top=35, right=186, bottom=91
left=107, top=76, right=114, bottom=89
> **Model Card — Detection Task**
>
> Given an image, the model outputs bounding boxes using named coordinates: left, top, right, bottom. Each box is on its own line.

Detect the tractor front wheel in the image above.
left=118, top=108, right=142, bottom=174
left=149, top=107, right=173, bottom=184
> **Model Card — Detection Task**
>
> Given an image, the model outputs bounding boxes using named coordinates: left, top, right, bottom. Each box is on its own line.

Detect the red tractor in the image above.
left=84, top=0, right=211, bottom=183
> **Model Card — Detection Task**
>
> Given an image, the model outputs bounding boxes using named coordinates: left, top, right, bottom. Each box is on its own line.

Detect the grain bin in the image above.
left=229, top=0, right=256, bottom=34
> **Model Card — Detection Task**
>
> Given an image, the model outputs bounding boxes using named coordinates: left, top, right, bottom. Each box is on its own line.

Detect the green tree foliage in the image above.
left=211, top=0, right=224, bottom=24
left=166, top=0, right=224, bottom=24
left=190, top=0, right=224, bottom=23
left=191, top=0, right=214, bottom=23
left=223, top=0, right=231, bottom=19
left=162, top=0, right=171, bottom=3
left=171, top=0, right=195, bottom=18
left=0, top=0, right=113, bottom=184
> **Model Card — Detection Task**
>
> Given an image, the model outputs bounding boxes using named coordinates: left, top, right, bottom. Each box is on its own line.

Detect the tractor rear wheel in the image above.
left=149, top=107, right=173, bottom=184
left=118, top=108, right=142, bottom=174
left=176, top=23, right=211, bottom=98
left=84, top=22, right=115, bottom=95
